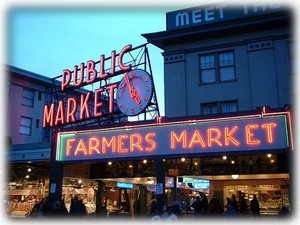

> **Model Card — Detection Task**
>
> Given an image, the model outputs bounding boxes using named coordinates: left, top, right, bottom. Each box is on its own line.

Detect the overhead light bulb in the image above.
left=147, top=178, right=154, bottom=184
left=231, top=174, right=239, bottom=179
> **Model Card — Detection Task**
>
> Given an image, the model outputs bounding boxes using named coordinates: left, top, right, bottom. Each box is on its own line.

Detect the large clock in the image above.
left=116, top=69, right=154, bottom=116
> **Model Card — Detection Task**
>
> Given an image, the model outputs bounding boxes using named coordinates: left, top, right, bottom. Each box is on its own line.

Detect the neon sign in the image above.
left=117, top=182, right=134, bottom=189
left=43, top=45, right=154, bottom=128
left=182, top=178, right=210, bottom=189
left=56, top=113, right=289, bottom=162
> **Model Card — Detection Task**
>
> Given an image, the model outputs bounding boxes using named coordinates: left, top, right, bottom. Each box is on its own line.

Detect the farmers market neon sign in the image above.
left=56, top=113, right=290, bottom=162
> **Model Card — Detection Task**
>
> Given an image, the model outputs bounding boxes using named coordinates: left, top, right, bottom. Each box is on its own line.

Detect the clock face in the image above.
left=116, top=69, right=154, bottom=116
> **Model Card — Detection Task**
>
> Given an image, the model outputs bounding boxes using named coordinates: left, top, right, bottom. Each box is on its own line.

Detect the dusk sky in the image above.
left=5, top=4, right=190, bottom=117
left=3, top=0, right=300, bottom=117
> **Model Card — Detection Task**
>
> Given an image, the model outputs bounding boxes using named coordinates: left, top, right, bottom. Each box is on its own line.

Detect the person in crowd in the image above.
left=278, top=206, right=290, bottom=216
left=239, top=193, right=248, bottom=215
left=250, top=194, right=260, bottom=216
left=201, top=193, right=209, bottom=215
left=224, top=197, right=237, bottom=216
left=30, top=199, right=43, bottom=217
left=147, top=194, right=158, bottom=216
left=70, top=196, right=86, bottom=216
left=191, top=196, right=203, bottom=216
left=49, top=200, right=69, bottom=217
left=171, top=201, right=182, bottom=217
left=39, top=196, right=49, bottom=217
left=161, top=205, right=177, bottom=221
left=209, top=195, right=222, bottom=215
left=231, top=194, right=238, bottom=212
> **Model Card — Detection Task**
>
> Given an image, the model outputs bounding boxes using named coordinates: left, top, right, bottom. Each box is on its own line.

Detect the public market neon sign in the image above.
left=43, top=45, right=133, bottom=128
left=56, top=113, right=289, bottom=162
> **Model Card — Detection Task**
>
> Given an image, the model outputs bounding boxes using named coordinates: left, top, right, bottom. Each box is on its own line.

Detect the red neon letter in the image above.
left=74, top=139, right=88, bottom=156
left=118, top=45, right=132, bottom=71
left=86, top=60, right=97, bottom=84
left=43, top=103, right=55, bottom=128
left=66, top=138, right=76, bottom=156
left=110, top=50, right=116, bottom=75
left=94, top=88, right=103, bottom=117
left=73, top=64, right=84, bottom=87
left=118, top=135, right=129, bottom=153
left=89, top=137, right=101, bottom=155
left=130, top=134, right=143, bottom=152
left=102, top=136, right=116, bottom=153
left=262, top=123, right=277, bottom=143
left=246, top=124, right=260, bottom=145
left=170, top=131, right=187, bottom=149
left=107, top=84, right=118, bottom=113
left=61, top=69, right=72, bottom=91
left=145, top=132, right=156, bottom=152
left=225, top=126, right=240, bottom=146
left=80, top=92, right=91, bottom=120
left=55, top=100, right=65, bottom=126
left=67, top=97, right=77, bottom=123
left=99, top=54, right=108, bottom=79
left=188, top=130, right=206, bottom=148
left=207, top=128, right=222, bottom=147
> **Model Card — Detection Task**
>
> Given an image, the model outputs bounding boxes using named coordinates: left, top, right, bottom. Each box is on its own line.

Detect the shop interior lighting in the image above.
left=147, top=178, right=154, bottom=184
left=231, top=174, right=239, bottom=179
left=110, top=187, right=116, bottom=192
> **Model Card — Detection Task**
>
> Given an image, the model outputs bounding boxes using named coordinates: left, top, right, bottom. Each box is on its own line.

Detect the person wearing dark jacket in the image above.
left=49, top=201, right=69, bottom=217
left=250, top=194, right=260, bottom=216
left=192, top=196, right=203, bottom=216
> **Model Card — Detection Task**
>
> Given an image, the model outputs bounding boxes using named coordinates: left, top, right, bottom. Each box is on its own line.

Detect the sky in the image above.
left=4, top=0, right=299, bottom=117
left=5, top=4, right=196, bottom=117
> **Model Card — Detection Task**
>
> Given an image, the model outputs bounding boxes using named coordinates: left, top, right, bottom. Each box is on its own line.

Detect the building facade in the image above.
left=142, top=2, right=293, bottom=216
left=143, top=3, right=293, bottom=117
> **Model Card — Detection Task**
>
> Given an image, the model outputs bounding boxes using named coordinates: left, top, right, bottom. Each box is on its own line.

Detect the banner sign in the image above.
left=56, top=114, right=289, bottom=162
left=166, top=3, right=283, bottom=30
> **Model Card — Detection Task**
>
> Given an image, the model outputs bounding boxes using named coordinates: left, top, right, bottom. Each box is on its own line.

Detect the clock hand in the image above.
left=124, top=73, right=141, bottom=104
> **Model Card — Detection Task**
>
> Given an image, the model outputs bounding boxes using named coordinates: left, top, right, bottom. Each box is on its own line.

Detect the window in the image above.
left=22, top=88, right=35, bottom=107
left=221, top=101, right=238, bottom=113
left=200, top=51, right=235, bottom=84
left=200, top=54, right=216, bottom=83
left=202, top=103, right=218, bottom=115
left=201, top=101, right=238, bottom=115
left=19, top=116, right=32, bottom=135
left=38, top=91, right=42, bottom=101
